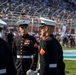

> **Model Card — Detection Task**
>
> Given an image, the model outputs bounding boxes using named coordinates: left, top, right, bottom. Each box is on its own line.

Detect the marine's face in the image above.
left=19, top=26, right=27, bottom=34
left=40, top=26, right=46, bottom=36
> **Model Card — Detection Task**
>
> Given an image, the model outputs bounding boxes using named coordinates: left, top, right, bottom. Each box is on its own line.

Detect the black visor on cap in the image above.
left=40, top=23, right=46, bottom=27
left=19, top=24, right=28, bottom=27
left=39, top=23, right=46, bottom=29
left=41, top=23, right=46, bottom=25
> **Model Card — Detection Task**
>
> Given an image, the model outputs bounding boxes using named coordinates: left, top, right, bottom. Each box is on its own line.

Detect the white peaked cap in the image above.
left=16, top=20, right=30, bottom=26
left=40, top=17, right=56, bottom=26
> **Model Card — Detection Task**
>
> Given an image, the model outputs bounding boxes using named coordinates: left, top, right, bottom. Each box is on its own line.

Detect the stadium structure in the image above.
left=0, top=0, right=76, bottom=33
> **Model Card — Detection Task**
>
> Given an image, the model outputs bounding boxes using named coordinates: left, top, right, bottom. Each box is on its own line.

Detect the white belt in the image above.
left=17, top=55, right=32, bottom=58
left=49, top=64, right=57, bottom=68
left=0, top=69, right=6, bottom=74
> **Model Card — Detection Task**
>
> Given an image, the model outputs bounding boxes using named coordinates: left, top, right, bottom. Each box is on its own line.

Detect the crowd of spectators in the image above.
left=0, top=0, right=76, bottom=47
left=0, top=0, right=76, bottom=24
left=0, top=1, right=75, bottom=22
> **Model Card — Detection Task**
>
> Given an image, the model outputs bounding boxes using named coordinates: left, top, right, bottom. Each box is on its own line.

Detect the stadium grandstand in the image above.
left=0, top=0, right=76, bottom=34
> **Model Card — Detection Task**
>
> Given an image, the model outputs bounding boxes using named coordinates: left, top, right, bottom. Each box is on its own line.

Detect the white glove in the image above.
left=26, top=69, right=33, bottom=75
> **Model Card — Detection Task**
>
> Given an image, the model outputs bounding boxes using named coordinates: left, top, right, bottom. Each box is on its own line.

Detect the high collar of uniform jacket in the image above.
left=45, top=34, right=54, bottom=40
left=22, top=33, right=29, bottom=38
left=49, top=34, right=54, bottom=37
left=41, top=34, right=54, bottom=40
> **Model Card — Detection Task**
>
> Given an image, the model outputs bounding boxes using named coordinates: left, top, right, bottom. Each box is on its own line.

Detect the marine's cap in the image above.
left=16, top=20, right=30, bottom=27
left=8, top=26, right=14, bottom=30
left=40, top=17, right=56, bottom=27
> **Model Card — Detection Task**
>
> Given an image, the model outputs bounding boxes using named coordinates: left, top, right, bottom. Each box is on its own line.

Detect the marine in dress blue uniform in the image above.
left=13, top=20, right=38, bottom=75
left=39, top=17, right=65, bottom=75
left=0, top=38, right=17, bottom=75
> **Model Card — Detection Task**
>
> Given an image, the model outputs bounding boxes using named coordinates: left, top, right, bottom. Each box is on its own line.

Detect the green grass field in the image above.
left=64, top=60, right=76, bottom=75
left=63, top=47, right=76, bottom=75
left=62, top=47, right=76, bottom=50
